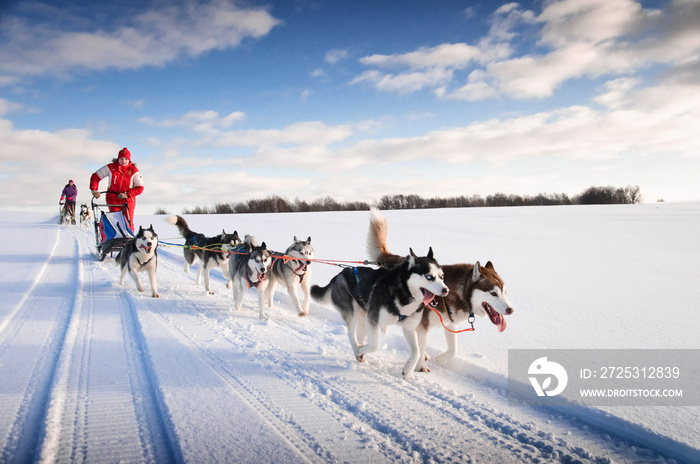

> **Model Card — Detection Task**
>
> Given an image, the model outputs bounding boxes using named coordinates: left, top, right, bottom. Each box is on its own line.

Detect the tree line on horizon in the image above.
left=154, top=185, right=642, bottom=215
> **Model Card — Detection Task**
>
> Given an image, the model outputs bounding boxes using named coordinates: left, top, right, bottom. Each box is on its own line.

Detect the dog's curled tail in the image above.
left=366, top=207, right=389, bottom=261
left=165, top=215, right=191, bottom=238
left=367, top=207, right=405, bottom=268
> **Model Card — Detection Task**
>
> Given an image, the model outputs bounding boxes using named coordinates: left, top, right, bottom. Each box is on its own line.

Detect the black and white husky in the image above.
left=311, top=247, right=449, bottom=379
left=166, top=215, right=241, bottom=294
left=116, top=225, right=159, bottom=298
left=79, top=204, right=92, bottom=228
left=230, top=236, right=273, bottom=320
left=366, top=207, right=514, bottom=373
left=265, top=236, right=314, bottom=317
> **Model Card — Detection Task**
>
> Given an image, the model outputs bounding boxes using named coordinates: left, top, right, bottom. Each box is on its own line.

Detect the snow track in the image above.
left=0, top=221, right=695, bottom=463
left=0, top=231, right=78, bottom=463
left=0, top=228, right=177, bottom=463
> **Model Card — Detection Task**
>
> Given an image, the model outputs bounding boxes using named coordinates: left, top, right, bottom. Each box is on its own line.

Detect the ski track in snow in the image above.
left=0, top=221, right=694, bottom=463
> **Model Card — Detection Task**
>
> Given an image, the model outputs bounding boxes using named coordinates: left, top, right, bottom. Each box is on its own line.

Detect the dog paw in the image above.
left=153, top=293, right=160, bottom=298
left=402, top=369, right=414, bottom=380
left=417, top=365, right=431, bottom=373
left=298, top=311, right=308, bottom=317
left=138, top=287, right=145, bottom=293
left=208, top=291, right=215, bottom=295
left=435, top=352, right=453, bottom=364
left=356, top=354, right=366, bottom=362
left=424, top=353, right=431, bottom=361
left=226, top=282, right=232, bottom=289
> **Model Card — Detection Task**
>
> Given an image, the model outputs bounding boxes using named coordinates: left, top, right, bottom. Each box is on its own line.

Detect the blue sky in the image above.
left=1, top=0, right=699, bottom=214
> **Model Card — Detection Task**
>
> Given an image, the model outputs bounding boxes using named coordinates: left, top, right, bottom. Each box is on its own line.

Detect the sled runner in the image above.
left=91, top=192, right=134, bottom=261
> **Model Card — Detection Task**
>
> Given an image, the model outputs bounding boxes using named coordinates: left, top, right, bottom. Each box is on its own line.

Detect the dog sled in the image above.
left=91, top=191, right=134, bottom=261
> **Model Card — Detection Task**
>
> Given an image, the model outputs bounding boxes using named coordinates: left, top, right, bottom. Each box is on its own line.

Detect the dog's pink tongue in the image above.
left=494, top=313, right=507, bottom=332
left=422, top=291, right=435, bottom=306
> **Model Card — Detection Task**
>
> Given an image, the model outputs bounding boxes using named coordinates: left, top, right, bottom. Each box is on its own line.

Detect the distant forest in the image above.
left=155, top=185, right=642, bottom=215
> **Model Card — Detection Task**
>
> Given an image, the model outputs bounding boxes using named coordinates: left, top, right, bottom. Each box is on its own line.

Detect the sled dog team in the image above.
left=115, top=208, right=514, bottom=379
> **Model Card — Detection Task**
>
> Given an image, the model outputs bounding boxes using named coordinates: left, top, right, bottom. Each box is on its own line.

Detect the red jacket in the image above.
left=90, top=161, right=144, bottom=229
left=89, top=161, right=144, bottom=197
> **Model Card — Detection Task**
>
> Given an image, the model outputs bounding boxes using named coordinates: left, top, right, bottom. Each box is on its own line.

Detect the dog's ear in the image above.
left=472, top=261, right=482, bottom=281
left=306, top=236, right=311, bottom=243
left=485, top=261, right=494, bottom=270
left=294, top=235, right=298, bottom=242
left=427, top=247, right=434, bottom=260
left=408, top=248, right=416, bottom=268
left=261, top=242, right=267, bottom=250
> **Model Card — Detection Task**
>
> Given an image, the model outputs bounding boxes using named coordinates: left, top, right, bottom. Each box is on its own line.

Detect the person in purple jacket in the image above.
left=60, top=180, right=78, bottom=224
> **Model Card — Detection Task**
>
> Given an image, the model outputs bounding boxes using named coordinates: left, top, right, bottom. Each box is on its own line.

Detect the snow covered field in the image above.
left=1, top=203, right=698, bottom=463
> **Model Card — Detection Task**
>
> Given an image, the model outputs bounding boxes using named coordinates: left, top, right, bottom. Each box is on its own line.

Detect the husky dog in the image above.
left=366, top=207, right=513, bottom=373
left=265, top=236, right=314, bottom=317
left=79, top=204, right=92, bottom=228
left=166, top=215, right=241, bottom=294
left=311, top=247, right=449, bottom=379
left=116, top=225, right=159, bottom=298
left=230, top=236, right=273, bottom=320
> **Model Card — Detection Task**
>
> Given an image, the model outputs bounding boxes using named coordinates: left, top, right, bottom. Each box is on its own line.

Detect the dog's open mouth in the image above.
left=421, top=288, right=438, bottom=308
left=295, top=262, right=308, bottom=273
left=139, top=244, right=152, bottom=254
left=483, top=302, right=507, bottom=332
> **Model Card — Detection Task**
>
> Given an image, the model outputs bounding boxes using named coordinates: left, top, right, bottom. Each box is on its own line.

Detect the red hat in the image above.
left=118, top=147, right=131, bottom=160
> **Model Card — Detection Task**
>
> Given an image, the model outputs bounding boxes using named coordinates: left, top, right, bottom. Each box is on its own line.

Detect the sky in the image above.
left=1, top=0, right=699, bottom=214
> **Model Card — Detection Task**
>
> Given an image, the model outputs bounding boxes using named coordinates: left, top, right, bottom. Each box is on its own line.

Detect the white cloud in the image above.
left=351, top=68, right=455, bottom=94
left=0, top=98, right=23, bottom=116
left=359, top=43, right=482, bottom=69
left=0, top=118, right=120, bottom=208
left=0, top=0, right=280, bottom=80
left=352, top=43, right=488, bottom=94
left=214, top=121, right=354, bottom=149
left=353, top=0, right=700, bottom=101
left=338, top=77, right=700, bottom=171
left=144, top=76, right=700, bottom=179
left=325, top=49, right=349, bottom=64
left=143, top=110, right=246, bottom=133
left=311, top=68, right=328, bottom=79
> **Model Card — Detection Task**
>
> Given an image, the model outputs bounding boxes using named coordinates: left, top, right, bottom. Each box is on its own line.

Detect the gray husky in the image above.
left=230, top=236, right=273, bottom=320
left=166, top=215, right=241, bottom=294
left=311, top=248, right=449, bottom=379
left=116, top=225, right=159, bottom=298
left=265, top=236, right=315, bottom=317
